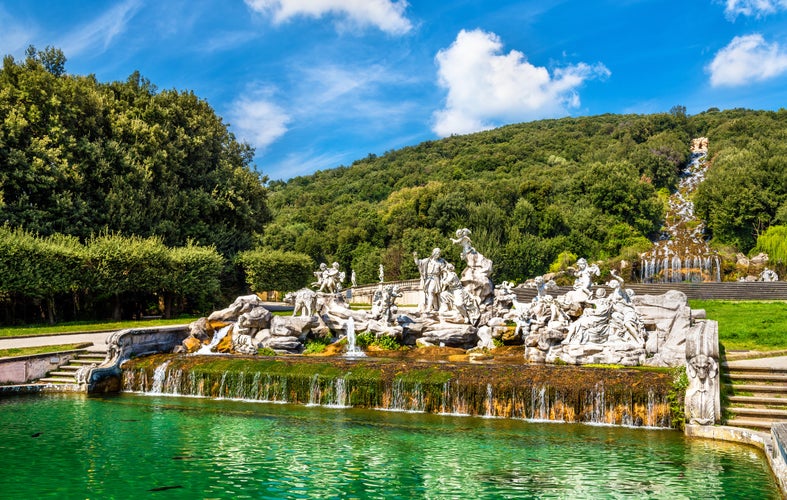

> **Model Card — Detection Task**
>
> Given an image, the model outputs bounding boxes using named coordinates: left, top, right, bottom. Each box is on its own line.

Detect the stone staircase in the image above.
left=723, top=363, right=787, bottom=430
left=39, top=349, right=108, bottom=385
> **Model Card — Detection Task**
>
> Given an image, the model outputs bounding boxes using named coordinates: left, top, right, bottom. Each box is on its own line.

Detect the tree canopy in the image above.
left=0, top=47, right=269, bottom=256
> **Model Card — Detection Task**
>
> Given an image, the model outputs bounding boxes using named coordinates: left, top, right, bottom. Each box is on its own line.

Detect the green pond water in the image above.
left=0, top=393, right=779, bottom=499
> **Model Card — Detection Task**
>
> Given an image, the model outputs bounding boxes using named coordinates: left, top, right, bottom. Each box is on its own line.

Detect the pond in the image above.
left=0, top=393, right=779, bottom=498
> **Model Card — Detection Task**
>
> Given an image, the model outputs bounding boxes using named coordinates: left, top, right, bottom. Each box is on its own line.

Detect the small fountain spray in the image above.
left=344, top=317, right=366, bottom=358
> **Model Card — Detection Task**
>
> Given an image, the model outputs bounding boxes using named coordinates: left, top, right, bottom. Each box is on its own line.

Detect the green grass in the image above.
left=689, top=299, right=787, bottom=351
left=0, top=343, right=91, bottom=358
left=0, top=317, right=199, bottom=339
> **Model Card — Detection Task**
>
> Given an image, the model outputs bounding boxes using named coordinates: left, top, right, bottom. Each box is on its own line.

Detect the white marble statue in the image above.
left=414, top=248, right=446, bottom=312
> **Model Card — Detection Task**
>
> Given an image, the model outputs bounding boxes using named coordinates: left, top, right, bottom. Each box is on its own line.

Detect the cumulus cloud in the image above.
left=724, top=0, right=787, bottom=19
left=707, top=34, right=787, bottom=86
left=244, top=0, right=412, bottom=34
left=432, top=29, right=610, bottom=137
left=228, top=89, right=291, bottom=151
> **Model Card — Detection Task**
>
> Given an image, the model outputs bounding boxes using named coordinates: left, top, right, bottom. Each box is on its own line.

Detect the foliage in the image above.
left=0, top=48, right=269, bottom=256
left=257, top=347, right=277, bottom=356
left=752, top=225, right=787, bottom=265
left=236, top=248, right=314, bottom=292
left=302, top=339, right=329, bottom=355
left=667, top=368, right=689, bottom=431
left=372, top=335, right=402, bottom=351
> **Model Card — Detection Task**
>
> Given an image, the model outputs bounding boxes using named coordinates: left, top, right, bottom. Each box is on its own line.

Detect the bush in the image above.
left=236, top=248, right=314, bottom=293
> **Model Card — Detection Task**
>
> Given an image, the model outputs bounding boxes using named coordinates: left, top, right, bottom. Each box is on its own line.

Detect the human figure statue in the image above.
left=311, top=263, right=328, bottom=290
left=561, top=288, right=612, bottom=345
left=450, top=228, right=474, bottom=260
left=379, top=264, right=385, bottom=283
left=413, top=248, right=446, bottom=312
left=493, top=280, right=517, bottom=311
left=441, top=263, right=475, bottom=323
left=351, top=269, right=357, bottom=288
left=572, top=258, right=600, bottom=297
left=319, top=262, right=343, bottom=293
left=606, top=270, right=645, bottom=345
left=760, top=267, right=779, bottom=282
left=379, top=285, right=402, bottom=325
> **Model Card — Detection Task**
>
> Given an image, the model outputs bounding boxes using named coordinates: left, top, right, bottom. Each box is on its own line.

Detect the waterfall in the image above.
left=150, top=360, right=170, bottom=394
left=639, top=144, right=721, bottom=283
left=122, top=357, right=673, bottom=428
left=344, top=317, right=366, bottom=358
left=484, top=383, right=495, bottom=417
left=197, top=324, right=233, bottom=355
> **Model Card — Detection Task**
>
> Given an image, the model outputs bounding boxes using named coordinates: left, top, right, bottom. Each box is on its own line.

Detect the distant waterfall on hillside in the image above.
left=639, top=138, right=721, bottom=283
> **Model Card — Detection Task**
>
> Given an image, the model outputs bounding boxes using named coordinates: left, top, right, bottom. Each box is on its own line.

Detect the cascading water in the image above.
left=344, top=317, right=366, bottom=358
left=639, top=139, right=721, bottom=283
left=196, top=324, right=233, bottom=354
left=123, top=356, right=674, bottom=428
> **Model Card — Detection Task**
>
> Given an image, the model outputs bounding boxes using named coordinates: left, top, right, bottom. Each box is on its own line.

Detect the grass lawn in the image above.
left=0, top=343, right=93, bottom=358
left=0, top=317, right=199, bottom=339
left=689, top=300, right=787, bottom=351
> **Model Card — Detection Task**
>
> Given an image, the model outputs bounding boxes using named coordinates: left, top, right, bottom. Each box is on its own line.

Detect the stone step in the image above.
left=724, top=383, right=787, bottom=393
left=723, top=373, right=787, bottom=383
left=39, top=376, right=78, bottom=384
left=77, top=353, right=107, bottom=360
left=58, top=365, right=81, bottom=372
left=48, top=371, right=79, bottom=378
left=70, top=358, right=103, bottom=365
left=725, top=407, right=787, bottom=418
left=725, top=418, right=775, bottom=431
left=723, top=364, right=787, bottom=374
left=728, top=395, right=787, bottom=406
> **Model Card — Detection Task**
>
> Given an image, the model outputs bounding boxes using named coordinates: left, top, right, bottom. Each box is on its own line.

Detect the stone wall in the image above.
left=0, top=350, right=85, bottom=384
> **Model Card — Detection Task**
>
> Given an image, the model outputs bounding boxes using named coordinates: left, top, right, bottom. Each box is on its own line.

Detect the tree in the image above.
left=85, top=233, right=170, bottom=320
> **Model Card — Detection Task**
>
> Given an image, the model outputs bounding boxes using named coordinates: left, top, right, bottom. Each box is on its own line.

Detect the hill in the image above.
left=263, top=108, right=787, bottom=284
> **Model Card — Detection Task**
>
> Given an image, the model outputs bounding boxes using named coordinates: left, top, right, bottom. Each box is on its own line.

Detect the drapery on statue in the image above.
left=441, top=263, right=477, bottom=324
left=414, top=248, right=446, bottom=312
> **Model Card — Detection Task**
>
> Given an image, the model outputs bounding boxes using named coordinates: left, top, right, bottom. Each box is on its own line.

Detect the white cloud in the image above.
left=228, top=89, right=291, bottom=151
left=724, top=0, right=787, bottom=19
left=59, top=0, right=142, bottom=56
left=244, top=0, right=412, bottom=34
left=432, top=29, right=610, bottom=137
left=707, top=34, right=787, bottom=86
left=0, top=7, right=35, bottom=57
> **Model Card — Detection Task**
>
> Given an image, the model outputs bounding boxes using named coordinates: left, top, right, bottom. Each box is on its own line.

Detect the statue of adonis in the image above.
left=413, top=248, right=446, bottom=312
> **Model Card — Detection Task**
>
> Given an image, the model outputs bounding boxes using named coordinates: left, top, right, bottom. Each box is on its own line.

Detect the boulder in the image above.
left=420, top=323, right=478, bottom=348
left=236, top=306, right=272, bottom=336
left=208, top=295, right=267, bottom=323
left=182, top=335, right=203, bottom=354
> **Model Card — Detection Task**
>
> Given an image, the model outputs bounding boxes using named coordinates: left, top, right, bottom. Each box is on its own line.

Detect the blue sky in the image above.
left=2, top=1, right=787, bottom=181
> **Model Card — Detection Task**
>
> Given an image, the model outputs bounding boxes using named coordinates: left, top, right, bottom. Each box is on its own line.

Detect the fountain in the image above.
left=343, top=317, right=366, bottom=358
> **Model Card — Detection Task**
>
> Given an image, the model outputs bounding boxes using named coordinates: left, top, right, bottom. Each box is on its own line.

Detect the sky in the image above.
left=2, top=1, right=787, bottom=181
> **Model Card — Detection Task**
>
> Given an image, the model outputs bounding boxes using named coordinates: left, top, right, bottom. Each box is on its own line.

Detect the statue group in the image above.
left=186, top=226, right=719, bottom=425
left=413, top=228, right=493, bottom=325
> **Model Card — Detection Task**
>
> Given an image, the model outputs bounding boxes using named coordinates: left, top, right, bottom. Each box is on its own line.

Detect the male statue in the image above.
left=413, top=248, right=446, bottom=312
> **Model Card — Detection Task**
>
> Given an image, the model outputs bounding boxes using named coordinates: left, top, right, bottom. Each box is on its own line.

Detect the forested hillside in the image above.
left=264, top=108, right=787, bottom=284
left=0, top=47, right=268, bottom=256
